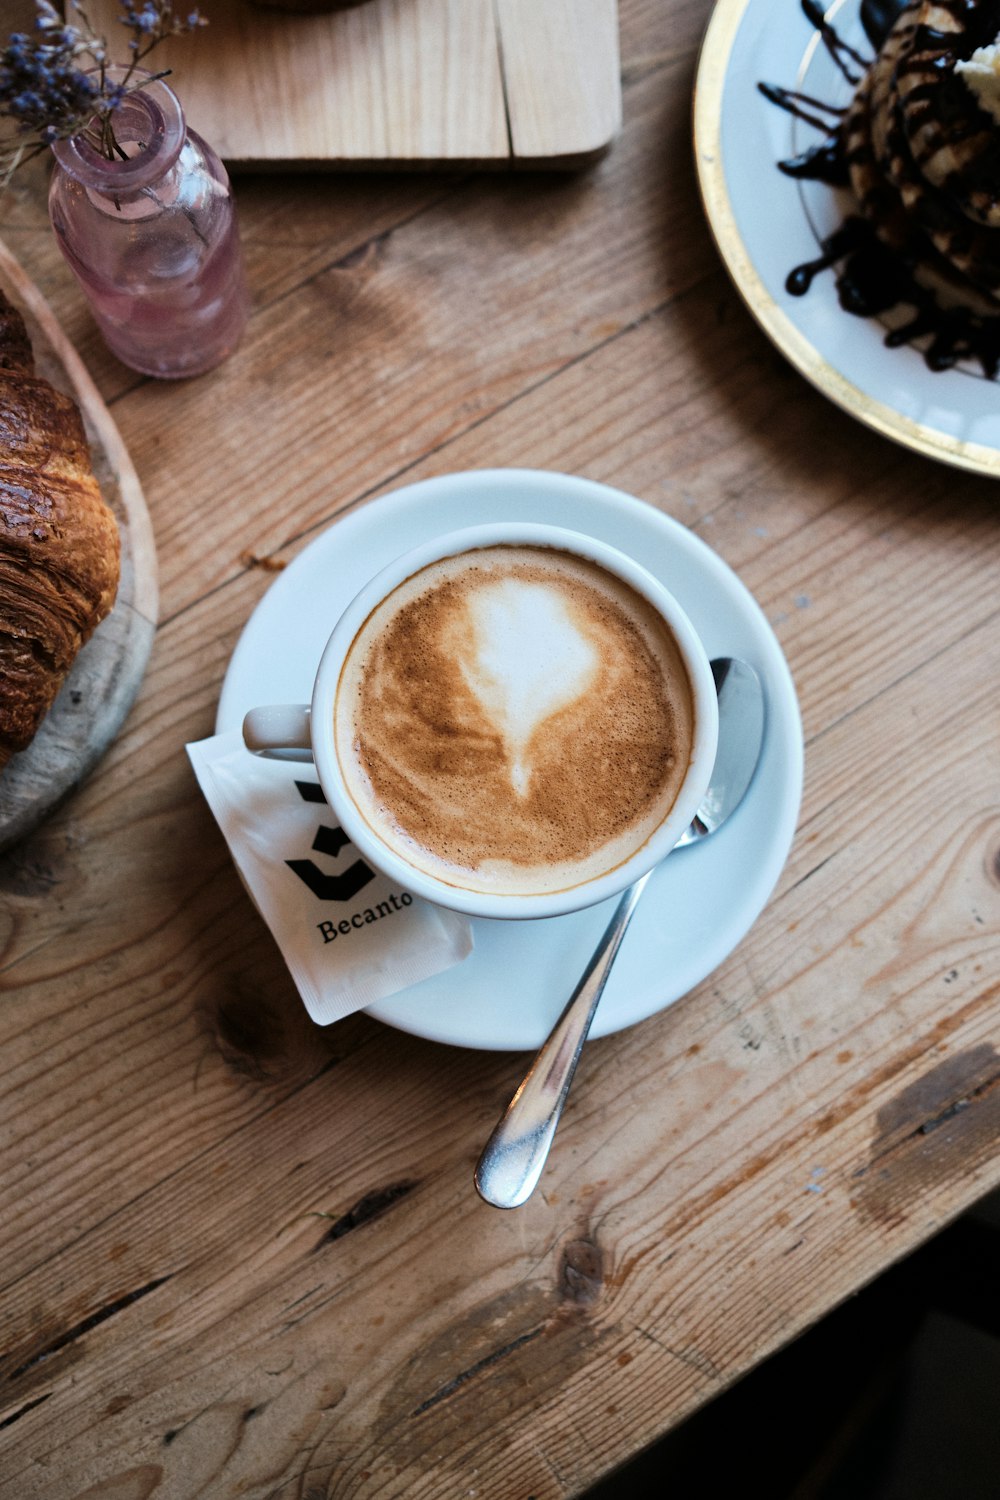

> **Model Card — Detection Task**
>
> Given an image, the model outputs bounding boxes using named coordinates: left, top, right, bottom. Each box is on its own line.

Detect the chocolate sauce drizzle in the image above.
left=759, top=0, right=1000, bottom=378
left=859, top=0, right=908, bottom=50
left=803, top=0, right=872, bottom=81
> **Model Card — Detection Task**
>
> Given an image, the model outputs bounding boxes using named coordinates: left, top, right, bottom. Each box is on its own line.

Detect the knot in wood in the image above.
left=209, top=978, right=291, bottom=1082
left=0, top=841, right=64, bottom=897
left=559, top=1237, right=603, bottom=1305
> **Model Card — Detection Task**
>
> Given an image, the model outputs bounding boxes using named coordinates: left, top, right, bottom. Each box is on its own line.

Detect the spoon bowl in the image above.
left=474, top=657, right=765, bottom=1209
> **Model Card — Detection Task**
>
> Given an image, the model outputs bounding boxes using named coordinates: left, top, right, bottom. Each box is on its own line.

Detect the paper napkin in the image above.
left=186, top=730, right=474, bottom=1025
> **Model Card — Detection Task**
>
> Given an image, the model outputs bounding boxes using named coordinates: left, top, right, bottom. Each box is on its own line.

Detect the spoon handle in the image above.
left=474, top=870, right=652, bottom=1209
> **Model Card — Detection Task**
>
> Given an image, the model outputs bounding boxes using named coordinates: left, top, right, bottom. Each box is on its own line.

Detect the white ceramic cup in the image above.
left=243, top=522, right=719, bottom=920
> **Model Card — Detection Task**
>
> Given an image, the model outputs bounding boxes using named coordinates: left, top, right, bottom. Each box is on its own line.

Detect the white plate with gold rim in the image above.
left=694, top=0, right=1000, bottom=475
left=217, top=470, right=802, bottom=1052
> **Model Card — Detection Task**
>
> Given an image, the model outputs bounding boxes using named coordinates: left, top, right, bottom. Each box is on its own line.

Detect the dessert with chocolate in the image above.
left=763, top=0, right=1000, bottom=374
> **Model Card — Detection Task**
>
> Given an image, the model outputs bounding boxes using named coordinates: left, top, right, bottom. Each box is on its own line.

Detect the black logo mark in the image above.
left=293, top=780, right=327, bottom=803
left=285, top=780, right=374, bottom=902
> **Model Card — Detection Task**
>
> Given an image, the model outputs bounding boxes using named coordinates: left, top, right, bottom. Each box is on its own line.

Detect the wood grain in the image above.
left=498, top=0, right=622, bottom=162
left=0, top=239, right=158, bottom=853
left=83, top=0, right=621, bottom=168
left=0, top=0, right=998, bottom=1494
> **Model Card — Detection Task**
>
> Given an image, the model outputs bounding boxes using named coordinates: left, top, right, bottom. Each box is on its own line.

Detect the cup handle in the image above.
left=242, top=705, right=313, bottom=761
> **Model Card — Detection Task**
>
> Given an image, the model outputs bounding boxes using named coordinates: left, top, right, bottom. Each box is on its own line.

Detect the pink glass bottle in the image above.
left=48, top=71, right=247, bottom=379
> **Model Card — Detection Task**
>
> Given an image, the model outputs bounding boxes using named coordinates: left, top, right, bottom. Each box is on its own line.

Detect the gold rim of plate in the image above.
left=692, top=0, right=1000, bottom=477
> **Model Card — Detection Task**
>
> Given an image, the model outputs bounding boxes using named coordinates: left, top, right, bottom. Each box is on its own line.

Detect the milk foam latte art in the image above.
left=333, top=544, right=697, bottom=898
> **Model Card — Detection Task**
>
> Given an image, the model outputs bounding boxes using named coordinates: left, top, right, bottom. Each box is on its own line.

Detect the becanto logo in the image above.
left=285, top=779, right=375, bottom=902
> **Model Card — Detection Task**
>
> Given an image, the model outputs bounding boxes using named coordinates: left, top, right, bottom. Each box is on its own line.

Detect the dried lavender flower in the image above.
left=0, top=0, right=206, bottom=185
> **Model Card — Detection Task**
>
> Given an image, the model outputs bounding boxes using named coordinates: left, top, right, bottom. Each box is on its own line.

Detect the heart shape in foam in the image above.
left=456, top=579, right=598, bottom=797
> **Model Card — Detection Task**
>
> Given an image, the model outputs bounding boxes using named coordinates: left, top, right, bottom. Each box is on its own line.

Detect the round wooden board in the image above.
left=0, top=237, right=158, bottom=853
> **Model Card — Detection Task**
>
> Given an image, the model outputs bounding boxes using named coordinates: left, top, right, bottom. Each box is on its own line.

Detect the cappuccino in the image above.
left=333, top=544, right=696, bottom=897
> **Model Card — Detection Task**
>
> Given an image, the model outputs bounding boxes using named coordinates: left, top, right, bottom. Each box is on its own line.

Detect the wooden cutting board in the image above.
left=86, top=0, right=621, bottom=168
left=0, top=240, right=158, bottom=854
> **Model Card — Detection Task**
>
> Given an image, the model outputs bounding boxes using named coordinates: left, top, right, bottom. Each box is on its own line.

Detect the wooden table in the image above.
left=2, top=1, right=1000, bottom=1494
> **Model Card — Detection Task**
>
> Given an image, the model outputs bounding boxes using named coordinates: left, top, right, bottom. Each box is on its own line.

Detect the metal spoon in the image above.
left=474, top=657, right=765, bottom=1210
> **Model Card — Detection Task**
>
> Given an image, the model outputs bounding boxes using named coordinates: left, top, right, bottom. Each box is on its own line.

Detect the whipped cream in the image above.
left=956, top=34, right=1000, bottom=123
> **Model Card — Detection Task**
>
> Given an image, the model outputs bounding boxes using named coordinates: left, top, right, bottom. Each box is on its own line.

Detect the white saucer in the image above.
left=217, top=470, right=803, bottom=1051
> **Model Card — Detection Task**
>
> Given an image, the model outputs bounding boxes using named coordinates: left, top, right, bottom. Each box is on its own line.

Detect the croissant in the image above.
left=0, top=290, right=120, bottom=771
